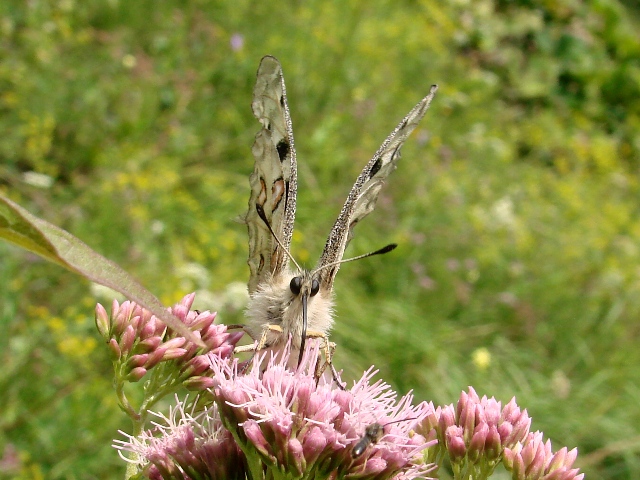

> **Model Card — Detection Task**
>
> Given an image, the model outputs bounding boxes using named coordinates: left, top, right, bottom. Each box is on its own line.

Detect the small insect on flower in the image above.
left=352, top=418, right=418, bottom=459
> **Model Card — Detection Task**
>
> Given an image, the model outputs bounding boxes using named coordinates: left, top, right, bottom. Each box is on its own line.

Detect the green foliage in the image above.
left=1, top=0, right=640, bottom=478
left=0, top=195, right=205, bottom=343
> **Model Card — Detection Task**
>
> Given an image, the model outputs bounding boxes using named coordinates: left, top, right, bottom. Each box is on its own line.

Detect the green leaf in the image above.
left=0, top=195, right=203, bottom=346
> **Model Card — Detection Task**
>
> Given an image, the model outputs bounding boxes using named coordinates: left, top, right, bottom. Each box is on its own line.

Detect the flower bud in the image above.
left=161, top=337, right=187, bottom=350
left=417, top=401, right=438, bottom=431
left=360, top=456, right=387, bottom=475
left=228, top=330, right=244, bottom=345
left=503, top=447, right=515, bottom=470
left=127, top=354, right=149, bottom=369
left=498, top=421, right=513, bottom=445
left=142, top=348, right=164, bottom=369
left=171, top=304, right=189, bottom=323
left=456, top=389, right=467, bottom=419
left=119, top=324, right=136, bottom=355
left=186, top=355, right=211, bottom=376
left=243, top=420, right=271, bottom=457
left=162, top=347, right=188, bottom=361
left=190, top=312, right=215, bottom=332
left=202, top=328, right=224, bottom=349
left=445, top=426, right=466, bottom=463
left=468, top=422, right=488, bottom=463
left=484, top=397, right=501, bottom=426
left=215, top=386, right=250, bottom=423
left=108, top=338, right=121, bottom=359
left=129, top=314, right=142, bottom=334
left=126, top=367, right=147, bottom=382
left=460, top=403, right=477, bottom=444
left=139, top=318, right=157, bottom=340
left=180, top=292, right=196, bottom=310
left=301, top=426, right=327, bottom=465
left=138, top=335, right=162, bottom=352
left=110, top=299, right=123, bottom=330
left=183, top=376, right=215, bottom=390
left=526, top=440, right=547, bottom=479
left=551, top=447, right=577, bottom=474
left=506, top=409, right=531, bottom=447
left=439, top=404, right=456, bottom=433
left=287, top=438, right=304, bottom=476
left=503, top=432, right=583, bottom=480
left=484, top=425, right=502, bottom=461
left=94, top=303, right=110, bottom=339
left=215, top=344, right=234, bottom=359
left=181, top=341, right=199, bottom=358
left=511, top=451, right=526, bottom=480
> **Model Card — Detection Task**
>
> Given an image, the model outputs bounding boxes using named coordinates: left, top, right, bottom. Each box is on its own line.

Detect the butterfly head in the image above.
left=289, top=273, right=320, bottom=298
left=289, top=270, right=321, bottom=366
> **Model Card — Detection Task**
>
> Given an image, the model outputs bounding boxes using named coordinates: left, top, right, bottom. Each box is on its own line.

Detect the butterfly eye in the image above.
left=310, top=279, right=320, bottom=297
left=290, top=276, right=302, bottom=295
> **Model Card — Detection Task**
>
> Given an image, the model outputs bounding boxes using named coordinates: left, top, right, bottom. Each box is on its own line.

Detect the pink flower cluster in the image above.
left=504, top=432, right=584, bottom=480
left=421, top=387, right=582, bottom=480
left=209, top=344, right=437, bottom=480
left=435, top=387, right=532, bottom=466
left=104, top=295, right=583, bottom=480
left=95, top=293, right=243, bottom=388
left=114, top=397, right=245, bottom=479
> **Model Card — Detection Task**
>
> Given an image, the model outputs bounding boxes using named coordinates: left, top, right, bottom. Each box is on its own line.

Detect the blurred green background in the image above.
left=2, top=0, right=640, bottom=478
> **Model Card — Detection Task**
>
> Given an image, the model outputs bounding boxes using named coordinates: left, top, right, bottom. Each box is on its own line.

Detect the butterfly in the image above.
left=236, top=55, right=437, bottom=377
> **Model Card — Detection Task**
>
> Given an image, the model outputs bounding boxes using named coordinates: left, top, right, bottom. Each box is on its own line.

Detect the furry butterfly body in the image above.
left=240, top=55, right=437, bottom=368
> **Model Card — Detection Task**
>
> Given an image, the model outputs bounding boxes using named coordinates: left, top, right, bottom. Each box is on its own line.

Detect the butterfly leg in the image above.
left=231, top=325, right=257, bottom=362
left=233, top=324, right=284, bottom=374
left=233, top=343, right=257, bottom=353
left=233, top=341, right=258, bottom=374
left=306, top=330, right=345, bottom=390
left=325, top=342, right=346, bottom=390
left=319, top=341, right=346, bottom=390
left=232, top=324, right=283, bottom=354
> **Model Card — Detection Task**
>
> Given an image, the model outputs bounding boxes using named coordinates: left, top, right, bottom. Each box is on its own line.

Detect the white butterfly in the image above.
left=237, top=55, right=437, bottom=376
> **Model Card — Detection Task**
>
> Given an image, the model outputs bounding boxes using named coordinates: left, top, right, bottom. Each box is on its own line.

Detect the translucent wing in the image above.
left=317, top=85, right=438, bottom=289
left=245, top=56, right=298, bottom=294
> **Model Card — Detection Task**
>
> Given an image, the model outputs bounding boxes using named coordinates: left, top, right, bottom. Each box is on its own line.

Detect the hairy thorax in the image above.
left=244, top=268, right=335, bottom=349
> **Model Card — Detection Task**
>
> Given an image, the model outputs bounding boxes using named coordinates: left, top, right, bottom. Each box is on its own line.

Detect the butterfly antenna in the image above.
left=383, top=416, right=419, bottom=427
left=255, top=203, right=302, bottom=271
left=314, top=243, right=397, bottom=274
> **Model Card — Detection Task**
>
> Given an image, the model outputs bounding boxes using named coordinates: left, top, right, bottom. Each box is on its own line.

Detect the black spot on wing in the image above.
left=369, top=158, right=382, bottom=179
left=276, top=139, right=290, bottom=162
left=329, top=266, right=337, bottom=282
left=280, top=95, right=285, bottom=107
left=390, top=144, right=401, bottom=161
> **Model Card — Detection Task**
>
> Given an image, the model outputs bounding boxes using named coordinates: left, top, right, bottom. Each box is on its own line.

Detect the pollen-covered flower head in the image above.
left=210, top=341, right=437, bottom=479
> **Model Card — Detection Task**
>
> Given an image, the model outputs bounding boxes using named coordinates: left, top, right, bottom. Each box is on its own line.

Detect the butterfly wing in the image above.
left=317, top=85, right=438, bottom=289
left=246, top=56, right=298, bottom=294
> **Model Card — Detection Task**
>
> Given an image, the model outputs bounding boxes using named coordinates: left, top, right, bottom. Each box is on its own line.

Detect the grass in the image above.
left=2, top=0, right=640, bottom=478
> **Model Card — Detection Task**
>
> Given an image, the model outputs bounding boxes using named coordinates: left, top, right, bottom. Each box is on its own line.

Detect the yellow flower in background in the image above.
left=472, top=347, right=491, bottom=371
